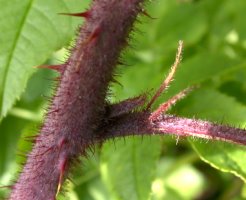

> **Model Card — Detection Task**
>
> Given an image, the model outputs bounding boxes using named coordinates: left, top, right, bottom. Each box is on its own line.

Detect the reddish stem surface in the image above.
left=99, top=112, right=246, bottom=146
left=10, top=1, right=145, bottom=199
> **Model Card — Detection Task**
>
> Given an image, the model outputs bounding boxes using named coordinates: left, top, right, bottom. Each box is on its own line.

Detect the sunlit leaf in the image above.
left=0, top=0, right=88, bottom=119
left=100, top=137, right=161, bottom=200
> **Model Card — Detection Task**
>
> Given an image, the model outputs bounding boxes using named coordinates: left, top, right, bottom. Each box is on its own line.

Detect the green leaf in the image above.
left=211, top=0, right=246, bottom=42
left=0, top=0, right=88, bottom=119
left=100, top=137, right=161, bottom=200
left=0, top=117, right=26, bottom=175
left=168, top=52, right=243, bottom=97
left=135, top=1, right=208, bottom=50
left=243, top=184, right=246, bottom=199
left=152, top=156, right=205, bottom=200
left=154, top=3, right=208, bottom=50
left=0, top=115, right=32, bottom=198
left=179, top=88, right=246, bottom=182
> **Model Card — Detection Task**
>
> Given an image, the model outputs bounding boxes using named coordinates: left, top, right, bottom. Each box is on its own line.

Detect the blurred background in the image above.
left=1, top=0, right=246, bottom=199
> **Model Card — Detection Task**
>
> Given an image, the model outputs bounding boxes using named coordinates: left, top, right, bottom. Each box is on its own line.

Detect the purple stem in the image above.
left=99, top=112, right=246, bottom=146
left=10, top=1, right=145, bottom=199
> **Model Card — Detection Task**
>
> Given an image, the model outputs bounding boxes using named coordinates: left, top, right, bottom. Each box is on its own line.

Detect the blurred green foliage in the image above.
left=0, top=0, right=246, bottom=199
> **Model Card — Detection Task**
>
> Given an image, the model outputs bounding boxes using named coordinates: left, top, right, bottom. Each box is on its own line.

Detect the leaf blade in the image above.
left=0, top=0, right=87, bottom=119
left=100, top=137, right=161, bottom=200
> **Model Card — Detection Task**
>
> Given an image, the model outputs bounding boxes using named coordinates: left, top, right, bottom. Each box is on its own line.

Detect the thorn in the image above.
left=35, top=64, right=65, bottom=73
left=57, top=137, right=67, bottom=156
left=80, top=26, right=102, bottom=48
left=74, top=26, right=101, bottom=72
left=146, top=41, right=184, bottom=110
left=81, top=26, right=101, bottom=45
left=88, top=26, right=101, bottom=43
left=0, top=185, right=13, bottom=189
left=59, top=10, right=91, bottom=18
left=141, top=9, right=156, bottom=19
left=47, top=108, right=59, bottom=115
left=56, top=157, right=67, bottom=197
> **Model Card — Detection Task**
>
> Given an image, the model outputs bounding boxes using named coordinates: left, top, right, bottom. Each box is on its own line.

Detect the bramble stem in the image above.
left=99, top=112, right=246, bottom=146
left=10, top=1, right=145, bottom=199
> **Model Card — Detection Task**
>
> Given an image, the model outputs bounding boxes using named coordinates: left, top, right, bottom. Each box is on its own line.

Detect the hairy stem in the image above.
left=99, top=112, right=246, bottom=146
left=10, top=1, right=145, bottom=199
left=9, top=1, right=246, bottom=199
